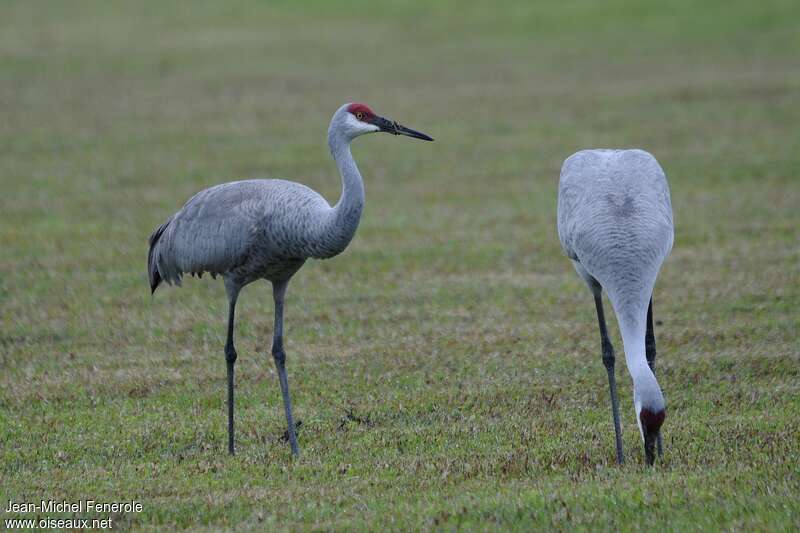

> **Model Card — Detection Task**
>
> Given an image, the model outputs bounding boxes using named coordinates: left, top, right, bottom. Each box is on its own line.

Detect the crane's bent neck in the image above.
left=313, top=131, right=365, bottom=259
left=617, top=313, right=651, bottom=384
left=615, top=304, right=664, bottom=418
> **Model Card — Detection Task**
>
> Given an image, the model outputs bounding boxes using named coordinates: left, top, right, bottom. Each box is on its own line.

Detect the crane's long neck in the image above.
left=611, top=292, right=665, bottom=420
left=617, top=310, right=651, bottom=386
left=313, top=131, right=365, bottom=259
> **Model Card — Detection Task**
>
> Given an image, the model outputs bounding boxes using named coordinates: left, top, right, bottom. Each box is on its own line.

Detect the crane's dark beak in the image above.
left=373, top=116, right=434, bottom=141
left=643, top=428, right=659, bottom=466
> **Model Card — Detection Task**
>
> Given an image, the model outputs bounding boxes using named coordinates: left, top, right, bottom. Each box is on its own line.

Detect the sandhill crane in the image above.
left=147, top=103, right=433, bottom=455
left=557, top=149, right=673, bottom=465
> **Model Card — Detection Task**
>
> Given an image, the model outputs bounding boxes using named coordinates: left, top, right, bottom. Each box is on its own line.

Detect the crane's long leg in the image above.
left=645, top=297, right=656, bottom=371
left=224, top=293, right=239, bottom=456
left=645, top=296, right=664, bottom=457
left=272, top=280, right=299, bottom=456
left=595, top=292, right=624, bottom=465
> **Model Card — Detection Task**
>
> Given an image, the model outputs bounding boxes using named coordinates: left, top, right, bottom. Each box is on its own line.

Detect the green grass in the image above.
left=2, top=0, right=799, bottom=530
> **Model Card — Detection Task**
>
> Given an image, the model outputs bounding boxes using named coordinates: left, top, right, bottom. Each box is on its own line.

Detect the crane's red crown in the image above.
left=347, top=103, right=375, bottom=121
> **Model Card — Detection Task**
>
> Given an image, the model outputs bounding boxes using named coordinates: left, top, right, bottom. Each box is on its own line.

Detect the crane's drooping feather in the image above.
left=557, top=148, right=673, bottom=426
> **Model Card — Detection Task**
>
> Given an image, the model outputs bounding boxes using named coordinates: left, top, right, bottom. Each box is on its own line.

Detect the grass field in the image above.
left=2, top=0, right=799, bottom=530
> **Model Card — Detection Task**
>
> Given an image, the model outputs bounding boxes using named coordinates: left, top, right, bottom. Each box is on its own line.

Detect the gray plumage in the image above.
left=147, top=103, right=432, bottom=456
left=557, top=148, right=673, bottom=465
left=148, top=178, right=354, bottom=290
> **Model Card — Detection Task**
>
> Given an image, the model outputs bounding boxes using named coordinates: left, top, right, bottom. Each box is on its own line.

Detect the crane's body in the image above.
left=148, top=103, right=432, bottom=455
left=557, top=148, right=673, bottom=465
left=149, top=177, right=356, bottom=288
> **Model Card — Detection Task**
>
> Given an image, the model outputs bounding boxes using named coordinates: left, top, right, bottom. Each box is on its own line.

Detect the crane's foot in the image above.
left=281, top=420, right=303, bottom=450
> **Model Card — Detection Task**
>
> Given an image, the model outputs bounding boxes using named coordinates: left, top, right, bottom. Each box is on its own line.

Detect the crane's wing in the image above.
left=148, top=181, right=265, bottom=292
left=557, top=151, right=592, bottom=261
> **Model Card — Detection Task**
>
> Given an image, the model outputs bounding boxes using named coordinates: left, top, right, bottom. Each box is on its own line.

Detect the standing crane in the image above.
left=557, top=149, right=673, bottom=465
left=147, top=103, right=433, bottom=455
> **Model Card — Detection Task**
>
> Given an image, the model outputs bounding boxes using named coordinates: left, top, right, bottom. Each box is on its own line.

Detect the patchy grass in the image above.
left=1, top=0, right=799, bottom=530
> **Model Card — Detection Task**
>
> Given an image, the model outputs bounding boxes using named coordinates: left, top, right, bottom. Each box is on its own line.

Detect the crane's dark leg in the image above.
left=595, top=291, right=624, bottom=465
left=645, top=297, right=656, bottom=371
left=272, top=280, right=299, bottom=456
left=645, top=296, right=664, bottom=457
left=224, top=293, right=239, bottom=455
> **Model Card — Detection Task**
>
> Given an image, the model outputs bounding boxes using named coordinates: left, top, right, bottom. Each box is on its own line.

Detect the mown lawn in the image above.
left=1, top=0, right=799, bottom=530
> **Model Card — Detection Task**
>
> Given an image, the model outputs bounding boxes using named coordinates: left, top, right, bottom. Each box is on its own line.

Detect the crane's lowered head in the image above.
left=329, top=102, right=434, bottom=143
left=634, top=370, right=666, bottom=465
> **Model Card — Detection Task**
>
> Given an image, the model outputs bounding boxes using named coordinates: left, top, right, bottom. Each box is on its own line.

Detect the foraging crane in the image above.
left=557, top=149, right=673, bottom=465
left=147, top=103, right=433, bottom=455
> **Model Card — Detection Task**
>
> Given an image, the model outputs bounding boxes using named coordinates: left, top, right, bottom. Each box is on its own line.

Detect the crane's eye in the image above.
left=356, top=112, right=364, bottom=120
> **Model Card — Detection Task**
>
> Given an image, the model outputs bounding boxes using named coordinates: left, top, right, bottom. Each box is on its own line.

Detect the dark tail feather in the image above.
left=147, top=219, right=171, bottom=294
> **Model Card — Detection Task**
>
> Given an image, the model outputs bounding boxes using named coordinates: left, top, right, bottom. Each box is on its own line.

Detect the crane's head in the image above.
left=634, top=370, right=666, bottom=465
left=330, top=103, right=433, bottom=142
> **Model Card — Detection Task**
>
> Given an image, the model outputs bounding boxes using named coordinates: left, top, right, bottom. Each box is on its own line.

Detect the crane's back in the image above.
left=557, top=149, right=674, bottom=312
